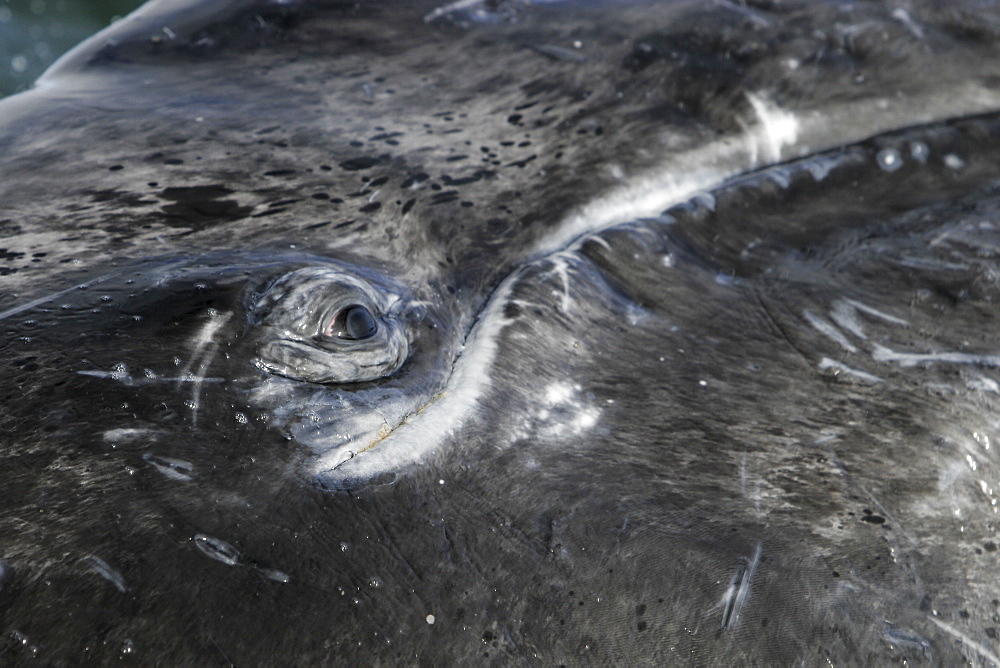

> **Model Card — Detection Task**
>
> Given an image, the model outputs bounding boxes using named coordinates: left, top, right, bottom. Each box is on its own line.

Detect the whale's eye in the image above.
left=253, top=267, right=409, bottom=384
left=323, top=304, right=377, bottom=340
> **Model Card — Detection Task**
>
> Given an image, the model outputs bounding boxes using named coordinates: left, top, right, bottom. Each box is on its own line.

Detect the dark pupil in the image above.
left=340, top=305, right=377, bottom=340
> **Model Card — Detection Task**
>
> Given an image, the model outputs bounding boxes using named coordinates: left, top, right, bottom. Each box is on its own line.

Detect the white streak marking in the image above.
left=830, top=299, right=868, bottom=339
left=819, top=358, right=882, bottom=384
left=184, top=313, right=231, bottom=426
left=844, top=298, right=909, bottom=326
left=0, top=271, right=121, bottom=322
left=872, top=345, right=1000, bottom=368
left=83, top=556, right=127, bottom=593
left=720, top=543, right=762, bottom=630
left=892, top=8, right=926, bottom=40
left=424, top=0, right=481, bottom=22
left=745, top=92, right=800, bottom=162
left=927, top=616, right=1000, bottom=666
left=804, top=310, right=858, bottom=353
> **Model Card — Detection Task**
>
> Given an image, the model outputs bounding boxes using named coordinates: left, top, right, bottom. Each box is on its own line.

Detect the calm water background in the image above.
left=0, top=0, right=144, bottom=98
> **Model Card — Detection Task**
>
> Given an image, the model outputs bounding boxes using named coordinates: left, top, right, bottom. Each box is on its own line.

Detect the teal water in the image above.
left=0, top=0, right=144, bottom=98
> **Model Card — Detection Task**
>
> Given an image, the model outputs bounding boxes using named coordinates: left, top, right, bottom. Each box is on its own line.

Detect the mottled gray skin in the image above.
left=3, top=0, right=1000, bottom=663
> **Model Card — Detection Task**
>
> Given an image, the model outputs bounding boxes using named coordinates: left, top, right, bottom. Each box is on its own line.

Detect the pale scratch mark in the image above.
left=843, top=298, right=909, bottom=326
left=183, top=312, right=231, bottom=426
left=927, top=616, right=1000, bottom=666
left=544, top=253, right=577, bottom=313
left=423, top=0, right=480, bottom=22
left=830, top=299, right=868, bottom=339
left=746, top=92, right=800, bottom=163
left=739, top=452, right=762, bottom=515
left=891, top=8, right=926, bottom=40
left=715, top=0, right=771, bottom=27
left=818, top=357, right=882, bottom=384
left=829, top=298, right=909, bottom=341
left=82, top=555, right=128, bottom=593
left=721, top=543, right=762, bottom=630
left=0, top=271, right=121, bottom=322
left=803, top=310, right=858, bottom=353
left=872, top=345, right=1000, bottom=368
left=77, top=370, right=223, bottom=385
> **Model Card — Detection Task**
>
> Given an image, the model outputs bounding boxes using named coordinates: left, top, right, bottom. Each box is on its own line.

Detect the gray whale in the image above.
left=2, top=0, right=1000, bottom=663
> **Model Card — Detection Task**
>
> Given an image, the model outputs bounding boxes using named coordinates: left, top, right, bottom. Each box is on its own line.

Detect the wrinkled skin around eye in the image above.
left=251, top=267, right=410, bottom=384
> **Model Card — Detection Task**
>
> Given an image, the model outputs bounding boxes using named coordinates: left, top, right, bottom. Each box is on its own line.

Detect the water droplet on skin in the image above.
left=368, top=576, right=382, bottom=588
left=121, top=639, right=135, bottom=655
left=876, top=148, right=903, bottom=172
left=910, top=141, right=929, bottom=163
left=944, top=154, right=965, bottom=170
left=426, top=614, right=436, bottom=624
left=235, top=412, right=248, bottom=424
left=340, top=542, right=349, bottom=552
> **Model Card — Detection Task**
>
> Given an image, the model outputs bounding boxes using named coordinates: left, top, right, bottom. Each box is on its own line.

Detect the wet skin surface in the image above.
left=3, top=0, right=1000, bottom=663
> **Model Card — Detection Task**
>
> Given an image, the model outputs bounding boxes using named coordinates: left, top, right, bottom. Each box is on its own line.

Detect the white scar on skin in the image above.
left=819, top=358, right=882, bottom=384
left=181, top=311, right=231, bottom=426
left=927, top=616, right=1000, bottom=666
left=0, top=271, right=122, bottom=322
left=803, top=310, right=858, bottom=353
left=872, top=345, right=1000, bottom=368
